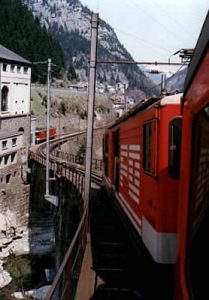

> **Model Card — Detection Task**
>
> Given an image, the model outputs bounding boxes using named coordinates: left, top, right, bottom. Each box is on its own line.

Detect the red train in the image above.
left=103, top=12, right=209, bottom=300
left=104, top=93, right=182, bottom=264
left=35, top=127, right=56, bottom=144
left=175, top=12, right=209, bottom=300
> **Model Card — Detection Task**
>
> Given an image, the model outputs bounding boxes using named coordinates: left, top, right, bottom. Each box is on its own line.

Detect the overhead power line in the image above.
left=115, top=27, right=172, bottom=54
left=129, top=0, right=190, bottom=46
left=97, top=60, right=187, bottom=66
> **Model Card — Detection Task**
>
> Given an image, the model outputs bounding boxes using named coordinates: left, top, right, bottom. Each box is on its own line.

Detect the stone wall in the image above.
left=0, top=182, right=30, bottom=229
left=0, top=114, right=31, bottom=184
left=0, top=114, right=31, bottom=145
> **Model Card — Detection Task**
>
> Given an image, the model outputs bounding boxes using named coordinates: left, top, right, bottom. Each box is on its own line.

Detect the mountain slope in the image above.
left=0, top=0, right=64, bottom=82
left=166, top=67, right=187, bottom=93
left=24, top=0, right=159, bottom=96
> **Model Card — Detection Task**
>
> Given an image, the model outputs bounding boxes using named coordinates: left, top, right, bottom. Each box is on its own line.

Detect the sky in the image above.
left=81, top=0, right=208, bottom=73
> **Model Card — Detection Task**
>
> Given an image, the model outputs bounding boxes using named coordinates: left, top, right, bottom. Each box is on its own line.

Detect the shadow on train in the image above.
left=89, top=187, right=175, bottom=300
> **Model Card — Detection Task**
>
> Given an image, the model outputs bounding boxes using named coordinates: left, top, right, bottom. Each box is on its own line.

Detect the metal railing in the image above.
left=51, top=149, right=102, bottom=172
left=30, top=151, right=87, bottom=299
left=45, top=202, right=89, bottom=299
left=29, top=147, right=102, bottom=299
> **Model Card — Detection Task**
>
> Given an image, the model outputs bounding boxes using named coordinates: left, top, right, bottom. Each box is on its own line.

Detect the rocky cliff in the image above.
left=24, top=0, right=159, bottom=96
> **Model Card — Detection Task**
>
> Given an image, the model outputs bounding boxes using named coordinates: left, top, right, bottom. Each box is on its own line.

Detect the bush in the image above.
left=59, top=101, right=67, bottom=115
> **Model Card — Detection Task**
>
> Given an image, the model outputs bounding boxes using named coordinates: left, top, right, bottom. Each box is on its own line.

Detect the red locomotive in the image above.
left=104, top=93, right=182, bottom=264
left=103, top=11, right=209, bottom=300
left=35, top=127, right=56, bottom=144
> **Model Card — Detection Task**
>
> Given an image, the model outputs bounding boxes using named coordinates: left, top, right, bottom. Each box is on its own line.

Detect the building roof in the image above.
left=0, top=131, right=23, bottom=140
left=0, top=44, right=31, bottom=65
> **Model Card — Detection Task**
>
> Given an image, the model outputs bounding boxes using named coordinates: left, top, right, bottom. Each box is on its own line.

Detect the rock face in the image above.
left=0, top=183, right=30, bottom=228
left=12, top=285, right=50, bottom=299
left=0, top=261, right=12, bottom=288
left=0, top=210, right=17, bottom=235
left=166, top=67, right=188, bottom=92
left=0, top=182, right=30, bottom=256
left=0, top=180, right=55, bottom=290
left=24, top=0, right=158, bottom=95
left=0, top=183, right=30, bottom=260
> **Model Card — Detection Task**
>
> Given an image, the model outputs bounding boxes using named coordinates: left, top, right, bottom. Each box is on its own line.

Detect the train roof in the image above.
left=35, top=127, right=55, bottom=131
left=107, top=93, right=182, bottom=129
left=35, top=127, right=45, bottom=131
left=160, top=93, right=182, bottom=105
left=0, top=44, right=31, bottom=65
left=184, top=11, right=209, bottom=95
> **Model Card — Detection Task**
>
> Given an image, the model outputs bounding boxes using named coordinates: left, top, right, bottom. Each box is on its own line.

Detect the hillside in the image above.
left=166, top=67, right=188, bottom=93
left=31, top=85, right=116, bottom=133
left=24, top=0, right=159, bottom=97
left=0, top=0, right=64, bottom=82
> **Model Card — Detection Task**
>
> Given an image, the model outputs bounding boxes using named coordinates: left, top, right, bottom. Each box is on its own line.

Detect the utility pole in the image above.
left=44, top=58, right=58, bottom=207
left=161, top=73, right=167, bottom=95
left=84, top=13, right=99, bottom=204
left=124, top=83, right=127, bottom=113
left=46, top=58, right=51, bottom=196
left=123, top=82, right=128, bottom=113
left=146, top=68, right=168, bottom=95
left=32, top=59, right=56, bottom=204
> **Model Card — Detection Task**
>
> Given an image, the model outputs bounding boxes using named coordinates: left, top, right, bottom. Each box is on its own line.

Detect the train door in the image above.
left=113, top=129, right=120, bottom=191
left=186, top=106, right=209, bottom=299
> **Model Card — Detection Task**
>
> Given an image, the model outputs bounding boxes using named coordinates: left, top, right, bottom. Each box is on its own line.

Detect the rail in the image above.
left=51, top=149, right=102, bottom=172
left=45, top=200, right=89, bottom=300
left=29, top=134, right=103, bottom=299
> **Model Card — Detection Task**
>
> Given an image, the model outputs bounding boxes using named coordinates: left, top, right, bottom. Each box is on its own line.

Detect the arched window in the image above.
left=18, top=127, right=24, bottom=133
left=1, top=86, right=9, bottom=111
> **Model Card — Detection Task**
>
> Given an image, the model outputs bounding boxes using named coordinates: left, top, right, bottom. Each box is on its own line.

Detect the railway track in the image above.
left=36, top=128, right=102, bottom=186
left=90, top=188, right=145, bottom=299
left=89, top=187, right=175, bottom=300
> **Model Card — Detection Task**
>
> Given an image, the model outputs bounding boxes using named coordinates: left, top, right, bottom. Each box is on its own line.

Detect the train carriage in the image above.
left=175, top=11, right=209, bottom=300
left=104, top=93, right=182, bottom=264
left=35, top=127, right=56, bottom=144
left=103, top=11, right=209, bottom=299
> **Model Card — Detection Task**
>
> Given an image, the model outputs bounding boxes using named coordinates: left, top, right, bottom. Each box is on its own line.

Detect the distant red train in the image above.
left=103, top=12, right=209, bottom=300
left=35, top=127, right=56, bottom=144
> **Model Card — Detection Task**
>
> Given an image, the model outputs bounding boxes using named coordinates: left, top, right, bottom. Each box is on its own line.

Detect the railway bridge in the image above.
left=29, top=131, right=173, bottom=300
left=29, top=131, right=102, bottom=299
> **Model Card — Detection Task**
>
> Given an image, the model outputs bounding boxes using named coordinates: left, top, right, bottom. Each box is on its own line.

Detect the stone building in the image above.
left=0, top=44, right=31, bottom=186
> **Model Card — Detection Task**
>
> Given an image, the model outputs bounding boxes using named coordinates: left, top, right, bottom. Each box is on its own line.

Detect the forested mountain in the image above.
left=24, top=0, right=159, bottom=96
left=0, top=0, right=64, bottom=82
left=0, top=0, right=160, bottom=96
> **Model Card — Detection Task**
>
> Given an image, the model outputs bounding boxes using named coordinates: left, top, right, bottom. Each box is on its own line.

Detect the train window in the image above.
left=168, top=118, right=182, bottom=179
left=113, top=130, right=120, bottom=157
left=143, top=120, right=157, bottom=175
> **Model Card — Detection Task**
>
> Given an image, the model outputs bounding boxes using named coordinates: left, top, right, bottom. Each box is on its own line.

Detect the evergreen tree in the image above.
left=0, top=0, right=64, bottom=83
left=110, top=72, right=115, bottom=85
left=116, top=74, right=120, bottom=83
left=67, top=64, right=78, bottom=81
